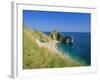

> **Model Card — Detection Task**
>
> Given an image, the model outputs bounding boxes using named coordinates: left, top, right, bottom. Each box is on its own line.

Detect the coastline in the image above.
left=35, top=39, right=82, bottom=66
left=23, top=27, right=88, bottom=69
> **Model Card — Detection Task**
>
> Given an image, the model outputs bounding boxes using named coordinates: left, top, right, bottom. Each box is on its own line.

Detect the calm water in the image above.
left=44, top=32, right=91, bottom=66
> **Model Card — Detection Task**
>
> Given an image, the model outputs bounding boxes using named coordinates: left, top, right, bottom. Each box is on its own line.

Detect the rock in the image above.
left=48, top=31, right=64, bottom=41
left=48, top=31, right=74, bottom=46
left=64, top=34, right=73, bottom=45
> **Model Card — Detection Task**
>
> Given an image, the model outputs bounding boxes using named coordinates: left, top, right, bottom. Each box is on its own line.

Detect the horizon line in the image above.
left=23, top=25, right=90, bottom=33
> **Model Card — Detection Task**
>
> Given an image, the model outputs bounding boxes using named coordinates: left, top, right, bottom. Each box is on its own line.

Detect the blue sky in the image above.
left=23, top=10, right=91, bottom=32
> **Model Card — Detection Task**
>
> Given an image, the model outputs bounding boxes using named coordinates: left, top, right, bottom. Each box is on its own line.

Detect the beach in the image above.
left=35, top=38, right=80, bottom=65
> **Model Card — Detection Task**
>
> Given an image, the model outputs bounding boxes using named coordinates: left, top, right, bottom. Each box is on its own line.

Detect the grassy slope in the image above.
left=23, top=27, right=82, bottom=69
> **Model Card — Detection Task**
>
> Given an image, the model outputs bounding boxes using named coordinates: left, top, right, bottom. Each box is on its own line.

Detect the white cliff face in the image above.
left=48, top=31, right=64, bottom=41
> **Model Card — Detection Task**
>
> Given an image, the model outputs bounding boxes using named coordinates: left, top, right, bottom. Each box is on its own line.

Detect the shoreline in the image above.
left=35, top=39, right=83, bottom=65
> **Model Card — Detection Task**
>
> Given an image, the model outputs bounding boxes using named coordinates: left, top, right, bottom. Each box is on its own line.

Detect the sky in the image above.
left=23, top=10, right=91, bottom=32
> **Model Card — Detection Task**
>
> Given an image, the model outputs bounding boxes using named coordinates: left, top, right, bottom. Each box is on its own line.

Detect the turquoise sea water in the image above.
left=44, top=32, right=91, bottom=66
left=57, top=32, right=91, bottom=65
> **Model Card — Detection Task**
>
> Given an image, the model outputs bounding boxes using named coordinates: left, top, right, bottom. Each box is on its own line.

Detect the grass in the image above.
left=23, top=27, right=83, bottom=69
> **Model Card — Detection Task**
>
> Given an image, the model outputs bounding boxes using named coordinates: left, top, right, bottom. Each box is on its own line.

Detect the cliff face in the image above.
left=48, top=31, right=73, bottom=45
left=48, top=31, right=64, bottom=41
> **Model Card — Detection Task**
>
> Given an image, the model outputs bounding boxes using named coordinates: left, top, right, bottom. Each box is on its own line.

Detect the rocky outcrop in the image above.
left=62, top=34, right=73, bottom=45
left=48, top=31, right=64, bottom=41
left=48, top=31, right=74, bottom=45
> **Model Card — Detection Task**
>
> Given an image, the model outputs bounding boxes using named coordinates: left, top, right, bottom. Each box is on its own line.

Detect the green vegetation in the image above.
left=31, top=29, right=50, bottom=42
left=23, top=27, right=83, bottom=69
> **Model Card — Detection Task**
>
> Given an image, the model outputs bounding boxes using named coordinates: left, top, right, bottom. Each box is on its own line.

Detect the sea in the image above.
left=44, top=32, right=91, bottom=66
